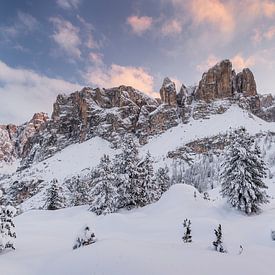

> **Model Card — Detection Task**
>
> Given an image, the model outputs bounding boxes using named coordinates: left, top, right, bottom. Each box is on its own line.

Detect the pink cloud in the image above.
left=89, top=52, right=103, bottom=65
left=85, top=64, right=156, bottom=97
left=231, top=54, right=255, bottom=71
left=127, top=15, right=153, bottom=35
left=161, top=19, right=182, bottom=36
left=188, top=0, right=235, bottom=34
left=264, top=26, right=275, bottom=40
left=196, top=54, right=220, bottom=72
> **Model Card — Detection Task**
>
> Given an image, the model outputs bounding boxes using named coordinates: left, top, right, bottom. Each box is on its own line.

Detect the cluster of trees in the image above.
left=44, top=138, right=171, bottom=215
left=89, top=138, right=170, bottom=215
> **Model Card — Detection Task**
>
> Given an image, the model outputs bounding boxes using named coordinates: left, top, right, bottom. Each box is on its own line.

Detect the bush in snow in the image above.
left=89, top=155, right=119, bottom=215
left=203, top=192, right=210, bottom=200
left=221, top=128, right=268, bottom=214
left=73, top=225, right=96, bottom=250
left=212, top=224, right=226, bottom=253
left=0, top=204, right=16, bottom=252
left=45, top=179, right=65, bottom=210
left=182, top=219, right=192, bottom=243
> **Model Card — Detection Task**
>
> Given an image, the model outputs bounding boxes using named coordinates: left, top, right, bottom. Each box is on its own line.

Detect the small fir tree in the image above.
left=212, top=224, right=226, bottom=253
left=0, top=204, right=17, bottom=252
left=46, top=179, right=65, bottom=210
left=221, top=128, right=268, bottom=214
left=155, top=166, right=170, bottom=194
left=89, top=155, right=119, bottom=215
left=73, top=225, right=96, bottom=250
left=182, top=219, right=192, bottom=243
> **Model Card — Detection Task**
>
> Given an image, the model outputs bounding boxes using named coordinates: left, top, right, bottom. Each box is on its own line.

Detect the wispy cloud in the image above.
left=0, top=11, right=38, bottom=40
left=50, top=17, right=81, bottom=59
left=161, top=19, right=182, bottom=36
left=127, top=15, right=153, bottom=35
left=0, top=60, right=81, bottom=124
left=56, top=0, right=81, bottom=10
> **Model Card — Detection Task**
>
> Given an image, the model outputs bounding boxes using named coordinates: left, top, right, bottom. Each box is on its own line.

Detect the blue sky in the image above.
left=1, top=0, right=275, bottom=124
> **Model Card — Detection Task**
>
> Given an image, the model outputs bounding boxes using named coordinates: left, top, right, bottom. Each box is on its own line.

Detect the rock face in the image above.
left=195, top=60, right=258, bottom=102
left=0, top=113, right=48, bottom=162
left=195, top=60, right=234, bottom=102
left=1, top=58, right=275, bottom=168
left=236, top=68, right=257, bottom=97
left=160, top=77, right=177, bottom=106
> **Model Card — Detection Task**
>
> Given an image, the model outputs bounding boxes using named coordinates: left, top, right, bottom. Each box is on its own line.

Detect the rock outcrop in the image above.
left=195, top=60, right=258, bottom=102
left=0, top=113, right=48, bottom=162
left=236, top=68, right=257, bottom=97
left=195, top=60, right=234, bottom=102
left=160, top=77, right=177, bottom=106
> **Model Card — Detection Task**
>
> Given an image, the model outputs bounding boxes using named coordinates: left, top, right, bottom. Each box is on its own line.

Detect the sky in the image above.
left=1, top=0, right=275, bottom=124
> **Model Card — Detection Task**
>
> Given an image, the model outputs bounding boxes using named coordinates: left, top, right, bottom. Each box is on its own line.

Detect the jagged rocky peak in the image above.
left=195, top=59, right=234, bottom=102
left=177, top=84, right=188, bottom=107
left=195, top=59, right=258, bottom=102
left=236, top=68, right=257, bottom=97
left=159, top=77, right=177, bottom=106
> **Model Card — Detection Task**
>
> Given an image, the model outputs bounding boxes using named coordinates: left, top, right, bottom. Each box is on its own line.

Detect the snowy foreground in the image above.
left=1, top=184, right=275, bottom=275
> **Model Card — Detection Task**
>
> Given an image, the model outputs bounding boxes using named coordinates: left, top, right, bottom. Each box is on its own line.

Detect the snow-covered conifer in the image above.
left=73, top=225, right=96, bottom=250
left=0, top=204, right=16, bottom=252
left=182, top=219, right=192, bottom=243
left=114, top=136, right=141, bottom=208
left=212, top=224, right=226, bottom=253
left=221, top=128, right=268, bottom=214
left=73, top=177, right=90, bottom=206
left=138, top=151, right=161, bottom=207
left=155, top=165, right=170, bottom=194
left=45, top=179, right=65, bottom=210
left=89, top=155, right=119, bottom=215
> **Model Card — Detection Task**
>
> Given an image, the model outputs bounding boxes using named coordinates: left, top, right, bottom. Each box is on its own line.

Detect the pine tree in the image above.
left=89, top=155, right=119, bottom=215
left=155, top=165, right=170, bottom=194
left=221, top=128, right=268, bottom=214
left=73, top=225, right=96, bottom=250
left=114, top=136, right=141, bottom=209
left=213, top=224, right=226, bottom=253
left=45, top=179, right=65, bottom=210
left=182, top=219, right=192, bottom=243
left=73, top=177, right=90, bottom=206
left=0, top=204, right=17, bottom=252
left=138, top=151, right=161, bottom=207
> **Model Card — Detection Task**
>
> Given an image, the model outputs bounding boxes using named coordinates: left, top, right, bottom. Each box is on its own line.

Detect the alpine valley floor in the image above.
left=1, top=183, right=275, bottom=275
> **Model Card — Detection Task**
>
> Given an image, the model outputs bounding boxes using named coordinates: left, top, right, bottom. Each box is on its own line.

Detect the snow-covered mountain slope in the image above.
left=1, top=103, right=275, bottom=211
left=142, top=104, right=275, bottom=161
left=1, top=184, right=275, bottom=275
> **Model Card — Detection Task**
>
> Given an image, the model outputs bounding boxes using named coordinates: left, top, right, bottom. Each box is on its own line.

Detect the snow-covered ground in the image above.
left=1, top=184, right=275, bottom=275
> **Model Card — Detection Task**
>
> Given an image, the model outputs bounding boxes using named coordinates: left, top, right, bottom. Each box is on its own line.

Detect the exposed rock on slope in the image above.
left=160, top=77, right=177, bottom=106
left=195, top=60, right=234, bottom=102
left=0, top=113, right=48, bottom=162
left=1, top=59, right=275, bottom=168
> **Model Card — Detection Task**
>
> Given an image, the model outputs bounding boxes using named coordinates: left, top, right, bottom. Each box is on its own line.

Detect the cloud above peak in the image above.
left=85, top=64, right=156, bottom=97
